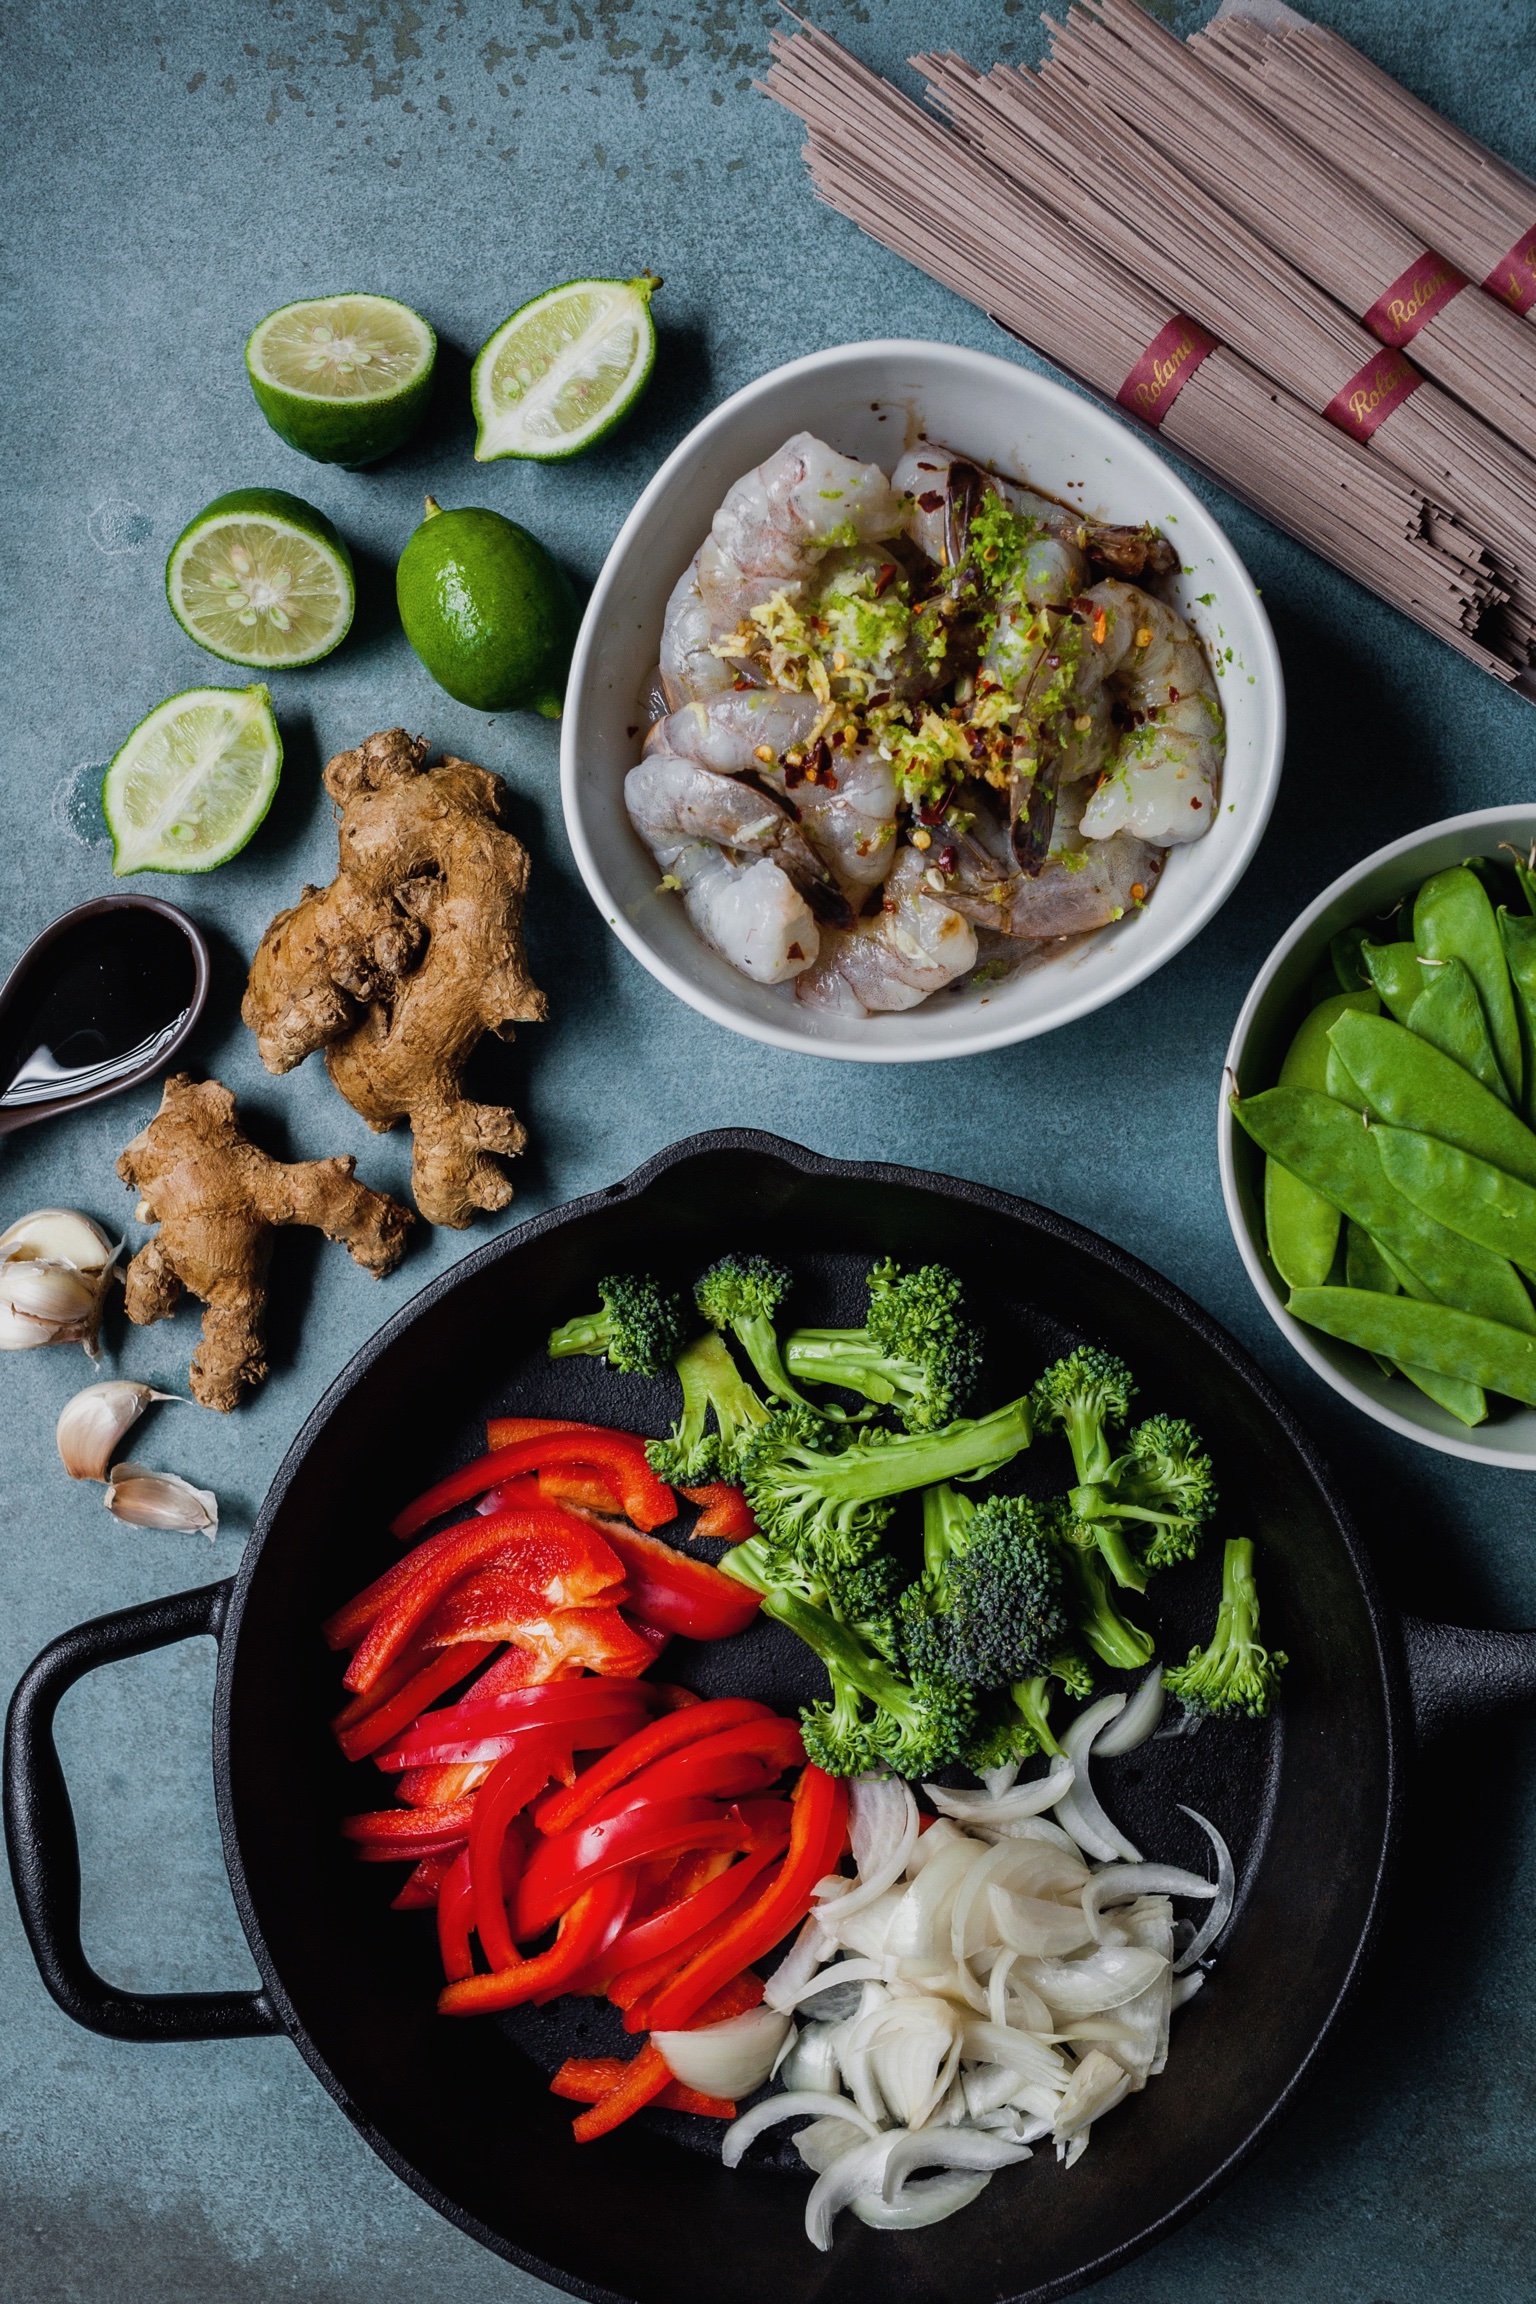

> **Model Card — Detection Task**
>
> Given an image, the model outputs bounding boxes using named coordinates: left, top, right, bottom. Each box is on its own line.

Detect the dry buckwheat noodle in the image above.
left=760, top=19, right=1520, bottom=683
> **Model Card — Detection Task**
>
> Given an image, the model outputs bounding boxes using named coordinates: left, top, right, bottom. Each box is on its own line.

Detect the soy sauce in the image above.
left=0, top=909, right=198, bottom=1108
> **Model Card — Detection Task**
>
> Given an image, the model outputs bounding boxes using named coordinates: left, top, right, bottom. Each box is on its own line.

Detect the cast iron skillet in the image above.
left=8, top=1130, right=1536, bottom=2304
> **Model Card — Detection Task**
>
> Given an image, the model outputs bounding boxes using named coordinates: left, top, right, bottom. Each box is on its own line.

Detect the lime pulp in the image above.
left=246, top=293, right=436, bottom=465
left=472, top=275, right=658, bottom=462
left=166, top=488, right=354, bottom=669
left=104, top=685, right=283, bottom=875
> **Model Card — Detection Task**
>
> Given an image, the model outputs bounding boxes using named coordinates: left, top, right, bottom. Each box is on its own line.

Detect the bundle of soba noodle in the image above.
left=911, top=39, right=1536, bottom=665
left=1196, top=2, right=1536, bottom=330
left=759, top=23, right=1512, bottom=682
left=1037, top=0, right=1536, bottom=463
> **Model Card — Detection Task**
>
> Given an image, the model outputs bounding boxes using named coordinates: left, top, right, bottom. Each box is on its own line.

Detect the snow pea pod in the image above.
left=1264, top=988, right=1378, bottom=1288
left=1405, top=956, right=1508, bottom=1103
left=1342, top=1220, right=1485, bottom=1418
left=1414, top=865, right=1522, bottom=1106
left=1287, top=1288, right=1536, bottom=1407
left=1498, top=908, right=1536, bottom=1126
left=1326, top=1010, right=1536, bottom=1190
left=1372, top=1123, right=1536, bottom=1281
left=1232, top=1087, right=1536, bottom=1329
left=1361, top=940, right=1425, bottom=1024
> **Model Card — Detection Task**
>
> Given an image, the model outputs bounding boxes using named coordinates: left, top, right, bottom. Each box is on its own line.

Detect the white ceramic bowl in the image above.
left=1220, top=805, right=1536, bottom=1468
left=561, top=340, right=1284, bottom=1062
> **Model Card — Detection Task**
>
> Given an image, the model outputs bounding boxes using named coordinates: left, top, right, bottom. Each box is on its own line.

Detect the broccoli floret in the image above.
left=963, top=1647, right=1093, bottom=1768
left=1031, top=1347, right=1136, bottom=1485
left=783, top=1258, right=984, bottom=1431
left=1049, top=1503, right=1155, bottom=1670
left=547, top=1273, right=691, bottom=1379
left=1105, top=1415, right=1218, bottom=1571
left=899, top=1488, right=1069, bottom=1691
left=695, top=1254, right=816, bottom=1409
left=644, top=1329, right=772, bottom=1487
left=1163, top=1537, right=1286, bottom=1719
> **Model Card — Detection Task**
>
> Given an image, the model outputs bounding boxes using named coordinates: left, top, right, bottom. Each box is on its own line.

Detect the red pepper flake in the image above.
left=917, top=491, right=945, bottom=512
left=868, top=691, right=891, bottom=708
left=783, top=757, right=806, bottom=789
left=733, top=678, right=752, bottom=691
left=873, top=562, right=897, bottom=595
left=1169, top=687, right=1181, bottom=703
left=1190, top=796, right=1203, bottom=809
left=937, top=845, right=957, bottom=872
left=821, top=768, right=839, bottom=792
left=787, top=943, right=805, bottom=961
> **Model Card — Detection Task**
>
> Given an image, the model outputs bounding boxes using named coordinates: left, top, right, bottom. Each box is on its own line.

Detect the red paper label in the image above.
left=1115, top=316, right=1219, bottom=428
left=1363, top=250, right=1467, bottom=347
left=1322, top=347, right=1423, bottom=442
left=1483, top=226, right=1536, bottom=317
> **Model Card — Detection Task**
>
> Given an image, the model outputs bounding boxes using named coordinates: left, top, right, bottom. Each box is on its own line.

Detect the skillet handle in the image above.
left=1402, top=1614, right=1536, bottom=1745
left=4, top=1579, right=281, bottom=2042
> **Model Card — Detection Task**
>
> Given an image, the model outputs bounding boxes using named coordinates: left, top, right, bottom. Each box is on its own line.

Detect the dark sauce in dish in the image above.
left=0, top=910, right=197, bottom=1107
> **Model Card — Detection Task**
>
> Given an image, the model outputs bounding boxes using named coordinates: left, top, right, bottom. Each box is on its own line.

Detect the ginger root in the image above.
left=241, top=727, right=547, bottom=1228
left=118, top=1073, right=413, bottom=1411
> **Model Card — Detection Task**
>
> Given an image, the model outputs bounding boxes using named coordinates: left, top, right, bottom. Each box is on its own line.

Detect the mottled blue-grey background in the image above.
left=3, top=0, right=1535, bottom=2297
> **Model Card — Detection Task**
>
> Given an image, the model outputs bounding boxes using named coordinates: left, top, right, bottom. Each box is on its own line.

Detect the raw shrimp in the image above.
left=1074, top=584, right=1223, bottom=847
left=625, top=754, right=852, bottom=922
left=648, top=697, right=900, bottom=894
left=895, top=442, right=1178, bottom=583
left=651, top=839, right=819, bottom=986
left=658, top=553, right=740, bottom=710
left=943, top=783, right=1162, bottom=943
left=710, top=432, right=903, bottom=587
left=795, top=846, right=977, bottom=1014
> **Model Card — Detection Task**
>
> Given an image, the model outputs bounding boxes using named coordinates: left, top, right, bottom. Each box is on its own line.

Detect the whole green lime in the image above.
left=396, top=498, right=579, bottom=716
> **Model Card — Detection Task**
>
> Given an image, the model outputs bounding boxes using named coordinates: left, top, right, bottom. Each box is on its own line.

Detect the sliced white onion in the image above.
left=1082, top=1864, right=1216, bottom=1945
left=778, top=1958, right=884, bottom=2014
left=1170, top=1969, right=1206, bottom=2011
left=807, top=2133, right=899, bottom=2251
left=923, top=1756, right=1075, bottom=1826
left=721, top=2090, right=879, bottom=2169
left=766, top=1912, right=834, bottom=2013
left=883, top=1836, right=978, bottom=1963
left=1052, top=2046, right=1131, bottom=2142
left=1013, top=1944, right=1167, bottom=2019
left=853, top=2170, right=991, bottom=2228
left=794, top=2114, right=871, bottom=2173
left=822, top=1777, right=918, bottom=1921
left=981, top=1760, right=1020, bottom=1797
left=959, top=2020, right=1068, bottom=2090
left=653, top=2004, right=790, bottom=2100
left=881, top=2124, right=1033, bottom=2198
left=1053, top=1696, right=1141, bottom=1864
left=1092, top=1666, right=1165, bottom=1756
left=1172, top=1805, right=1236, bottom=1972
left=845, top=1995, right=962, bottom=2130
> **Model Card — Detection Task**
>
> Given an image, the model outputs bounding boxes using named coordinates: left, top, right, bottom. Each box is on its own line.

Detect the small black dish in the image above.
left=0, top=895, right=209, bottom=1135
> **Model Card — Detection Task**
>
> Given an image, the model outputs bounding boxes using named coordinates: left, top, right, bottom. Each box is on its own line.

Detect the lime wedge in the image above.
left=166, top=488, right=354, bottom=669
left=246, top=293, right=436, bottom=465
left=104, top=686, right=282, bottom=876
left=472, top=274, right=659, bottom=462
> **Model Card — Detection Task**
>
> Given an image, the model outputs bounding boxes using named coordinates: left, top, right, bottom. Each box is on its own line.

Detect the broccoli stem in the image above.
left=760, top=1586, right=929, bottom=1736
left=1067, top=1486, right=1149, bottom=1592
left=548, top=1307, right=618, bottom=1359
left=1063, top=1396, right=1119, bottom=1487
left=921, top=1479, right=976, bottom=1577
left=1070, top=1547, right=1154, bottom=1670
left=796, top=1394, right=1032, bottom=1506
left=1009, top=1673, right=1061, bottom=1756
left=786, top=1330, right=902, bottom=1405
left=1163, top=1537, right=1285, bottom=1717
left=734, top=1311, right=816, bottom=1410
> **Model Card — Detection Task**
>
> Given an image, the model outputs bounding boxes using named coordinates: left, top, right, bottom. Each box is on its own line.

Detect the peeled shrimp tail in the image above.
left=659, top=841, right=820, bottom=985
left=1077, top=583, right=1224, bottom=848
left=626, top=755, right=853, bottom=929
left=659, top=553, right=738, bottom=709
left=795, top=847, right=976, bottom=1014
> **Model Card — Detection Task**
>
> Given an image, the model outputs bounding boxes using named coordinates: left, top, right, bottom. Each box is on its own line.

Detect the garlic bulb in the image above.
left=103, top=1462, right=218, bottom=1537
left=57, top=1380, right=181, bottom=1481
left=0, top=1210, right=120, bottom=1355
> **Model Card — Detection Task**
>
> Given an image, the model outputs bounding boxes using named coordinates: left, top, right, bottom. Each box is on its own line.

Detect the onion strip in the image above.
left=1082, top=1862, right=1216, bottom=1944
left=1091, top=1665, right=1165, bottom=1756
left=923, top=1757, right=1075, bottom=1826
left=1172, top=1805, right=1236, bottom=1972
left=721, top=2091, right=880, bottom=2168
left=1052, top=1695, right=1141, bottom=1864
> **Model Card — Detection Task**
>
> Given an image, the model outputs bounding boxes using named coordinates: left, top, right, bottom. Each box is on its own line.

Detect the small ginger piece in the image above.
left=241, top=728, right=547, bottom=1228
left=117, top=1073, right=413, bottom=1411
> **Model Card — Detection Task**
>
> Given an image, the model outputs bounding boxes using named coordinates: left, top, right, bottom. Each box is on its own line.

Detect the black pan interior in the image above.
left=217, top=1134, right=1398, bottom=2304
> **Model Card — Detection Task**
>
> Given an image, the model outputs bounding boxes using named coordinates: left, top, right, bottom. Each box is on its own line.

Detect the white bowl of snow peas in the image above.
left=1221, top=807, right=1536, bottom=1467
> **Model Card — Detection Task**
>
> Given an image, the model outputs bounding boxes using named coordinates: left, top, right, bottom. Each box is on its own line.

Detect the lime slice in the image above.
left=472, top=274, right=659, bottom=463
left=104, top=686, right=282, bottom=875
left=166, top=488, right=354, bottom=669
left=246, top=293, right=436, bottom=465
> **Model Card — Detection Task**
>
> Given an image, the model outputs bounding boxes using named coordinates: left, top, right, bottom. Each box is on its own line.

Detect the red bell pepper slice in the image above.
left=335, top=1641, right=499, bottom=1763
left=549, top=2060, right=735, bottom=2118
left=345, top=1508, right=623, bottom=1694
left=596, top=1524, right=762, bottom=1643
left=323, top=1482, right=543, bottom=1652
left=641, top=1766, right=849, bottom=2031
left=539, top=1467, right=626, bottom=1515
left=341, top=1800, right=477, bottom=1860
left=486, top=1416, right=605, bottom=1448
left=570, top=1974, right=765, bottom=2141
left=468, top=1736, right=566, bottom=1971
left=598, top=1827, right=790, bottom=1989
left=437, top=1848, right=477, bottom=1981
left=438, top=1867, right=636, bottom=2015
left=619, top=1612, right=671, bottom=1668
left=680, top=1482, right=758, bottom=1541
left=613, top=1822, right=792, bottom=2026
left=533, top=1698, right=775, bottom=1838
left=574, top=1719, right=804, bottom=1830
left=393, top=1432, right=675, bottom=1541
left=396, top=1761, right=490, bottom=1809
left=392, top=1852, right=455, bottom=1910
left=378, top=1692, right=651, bottom=1773
left=514, top=1798, right=752, bottom=1942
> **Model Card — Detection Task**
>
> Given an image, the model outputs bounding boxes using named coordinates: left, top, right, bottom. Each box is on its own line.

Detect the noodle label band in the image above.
left=1322, top=347, right=1422, bottom=443
left=1485, top=227, right=1536, bottom=318
left=1363, top=251, right=1468, bottom=348
left=1115, top=316, right=1219, bottom=427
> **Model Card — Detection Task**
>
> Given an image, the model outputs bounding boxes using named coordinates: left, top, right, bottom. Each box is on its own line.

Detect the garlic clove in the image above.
left=57, top=1380, right=181, bottom=1481
left=0, top=1210, right=115, bottom=1269
left=0, top=1260, right=100, bottom=1326
left=0, top=1209, right=121, bottom=1353
left=103, top=1462, right=218, bottom=1538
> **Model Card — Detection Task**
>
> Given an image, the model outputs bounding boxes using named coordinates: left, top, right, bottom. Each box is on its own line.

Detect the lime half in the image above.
left=104, top=686, right=282, bottom=875
left=166, top=488, right=354, bottom=669
left=472, top=274, right=659, bottom=462
left=246, top=294, right=436, bottom=465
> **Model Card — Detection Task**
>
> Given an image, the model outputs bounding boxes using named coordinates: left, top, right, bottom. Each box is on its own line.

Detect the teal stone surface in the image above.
left=2, top=0, right=1534, bottom=2296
